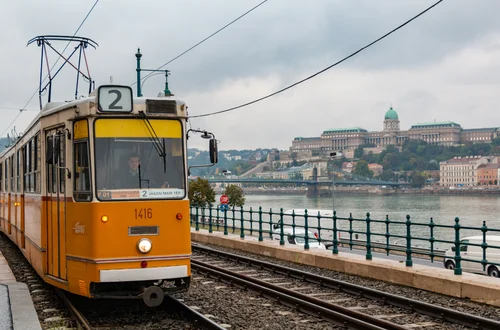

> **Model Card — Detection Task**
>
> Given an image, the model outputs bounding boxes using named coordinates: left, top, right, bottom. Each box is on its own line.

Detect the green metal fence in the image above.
left=190, top=205, right=500, bottom=277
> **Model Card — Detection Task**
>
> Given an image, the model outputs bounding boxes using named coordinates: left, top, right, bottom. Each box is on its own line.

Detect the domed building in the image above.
left=383, top=107, right=400, bottom=132
left=291, top=106, right=500, bottom=154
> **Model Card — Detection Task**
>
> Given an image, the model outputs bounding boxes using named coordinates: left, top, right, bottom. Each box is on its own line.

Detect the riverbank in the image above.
left=232, top=186, right=500, bottom=196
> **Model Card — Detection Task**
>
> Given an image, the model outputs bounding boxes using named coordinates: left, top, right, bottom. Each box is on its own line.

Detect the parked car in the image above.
left=443, top=235, right=500, bottom=278
left=272, top=227, right=326, bottom=249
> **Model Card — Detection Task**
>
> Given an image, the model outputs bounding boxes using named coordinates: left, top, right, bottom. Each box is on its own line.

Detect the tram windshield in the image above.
left=94, top=118, right=185, bottom=201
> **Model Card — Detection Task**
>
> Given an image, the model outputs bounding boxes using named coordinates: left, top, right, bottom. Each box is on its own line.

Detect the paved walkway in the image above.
left=0, top=250, right=41, bottom=330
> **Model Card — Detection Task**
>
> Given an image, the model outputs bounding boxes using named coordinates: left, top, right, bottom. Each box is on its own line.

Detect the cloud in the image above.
left=1, top=0, right=500, bottom=151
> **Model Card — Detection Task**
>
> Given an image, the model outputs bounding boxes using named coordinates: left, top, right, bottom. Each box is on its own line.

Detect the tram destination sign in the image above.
left=97, top=85, right=133, bottom=113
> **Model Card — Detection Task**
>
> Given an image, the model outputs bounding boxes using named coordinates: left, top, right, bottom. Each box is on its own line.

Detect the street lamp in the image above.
left=330, top=152, right=343, bottom=211
left=221, top=169, right=228, bottom=192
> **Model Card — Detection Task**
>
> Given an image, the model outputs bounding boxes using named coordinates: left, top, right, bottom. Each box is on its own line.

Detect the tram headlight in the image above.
left=137, top=238, right=152, bottom=254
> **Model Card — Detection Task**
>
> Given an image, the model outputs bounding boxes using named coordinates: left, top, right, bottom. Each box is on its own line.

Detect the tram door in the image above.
left=45, top=130, right=67, bottom=280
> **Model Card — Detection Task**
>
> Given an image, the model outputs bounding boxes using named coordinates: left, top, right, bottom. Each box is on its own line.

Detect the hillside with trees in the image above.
left=188, top=148, right=272, bottom=176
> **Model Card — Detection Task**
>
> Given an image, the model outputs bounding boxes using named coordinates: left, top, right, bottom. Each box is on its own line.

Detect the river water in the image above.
left=220, top=194, right=500, bottom=249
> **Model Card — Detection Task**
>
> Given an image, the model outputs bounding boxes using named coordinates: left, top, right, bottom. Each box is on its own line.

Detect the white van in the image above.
left=273, top=209, right=334, bottom=231
left=443, top=236, right=500, bottom=278
left=272, top=227, right=326, bottom=249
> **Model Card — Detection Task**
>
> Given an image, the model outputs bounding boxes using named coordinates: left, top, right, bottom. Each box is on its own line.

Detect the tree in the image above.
left=354, top=146, right=364, bottom=159
left=353, top=160, right=373, bottom=178
left=188, top=178, right=215, bottom=207
left=224, top=184, right=245, bottom=207
left=411, top=172, right=426, bottom=187
left=378, top=170, right=395, bottom=181
left=492, top=137, right=500, bottom=146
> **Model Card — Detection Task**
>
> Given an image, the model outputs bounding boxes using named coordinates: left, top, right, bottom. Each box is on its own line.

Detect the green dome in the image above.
left=384, top=107, right=398, bottom=120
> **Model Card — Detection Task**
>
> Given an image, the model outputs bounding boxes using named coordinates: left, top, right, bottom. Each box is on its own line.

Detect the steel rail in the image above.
left=192, top=261, right=398, bottom=330
left=192, top=243, right=500, bottom=330
left=164, top=295, right=227, bottom=330
left=54, top=288, right=93, bottom=330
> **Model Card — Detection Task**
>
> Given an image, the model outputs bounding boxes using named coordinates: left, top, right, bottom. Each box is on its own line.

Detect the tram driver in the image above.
left=116, top=153, right=170, bottom=189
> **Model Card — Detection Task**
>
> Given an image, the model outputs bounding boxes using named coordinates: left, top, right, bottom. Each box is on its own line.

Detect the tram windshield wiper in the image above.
left=139, top=111, right=167, bottom=173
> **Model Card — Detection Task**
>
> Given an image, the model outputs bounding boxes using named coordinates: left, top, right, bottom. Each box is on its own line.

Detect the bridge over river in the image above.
left=205, top=170, right=406, bottom=197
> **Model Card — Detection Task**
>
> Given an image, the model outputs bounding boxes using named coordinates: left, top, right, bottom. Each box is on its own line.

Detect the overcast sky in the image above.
left=1, top=0, right=499, bottom=150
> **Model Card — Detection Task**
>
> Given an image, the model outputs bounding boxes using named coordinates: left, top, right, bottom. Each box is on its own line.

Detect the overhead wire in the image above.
left=0, top=107, right=37, bottom=111
left=189, top=0, right=444, bottom=119
left=0, top=0, right=100, bottom=137
left=132, top=0, right=268, bottom=87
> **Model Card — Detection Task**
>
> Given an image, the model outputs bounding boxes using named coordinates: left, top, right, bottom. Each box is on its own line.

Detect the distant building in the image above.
left=439, top=156, right=499, bottom=187
left=341, top=162, right=356, bottom=173
left=368, top=164, right=384, bottom=176
left=477, top=164, right=500, bottom=185
left=291, top=107, right=500, bottom=154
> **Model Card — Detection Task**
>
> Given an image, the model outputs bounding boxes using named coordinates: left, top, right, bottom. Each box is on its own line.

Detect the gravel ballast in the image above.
left=193, top=241, right=500, bottom=323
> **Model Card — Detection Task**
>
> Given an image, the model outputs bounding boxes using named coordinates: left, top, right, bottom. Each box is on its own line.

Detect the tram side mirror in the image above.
left=209, top=138, right=218, bottom=164
left=45, top=136, right=60, bottom=165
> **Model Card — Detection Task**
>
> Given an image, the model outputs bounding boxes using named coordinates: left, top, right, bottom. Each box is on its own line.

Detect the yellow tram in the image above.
left=0, top=85, right=217, bottom=306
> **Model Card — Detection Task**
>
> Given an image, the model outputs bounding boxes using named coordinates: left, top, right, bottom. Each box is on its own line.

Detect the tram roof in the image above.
left=1, top=93, right=186, bottom=155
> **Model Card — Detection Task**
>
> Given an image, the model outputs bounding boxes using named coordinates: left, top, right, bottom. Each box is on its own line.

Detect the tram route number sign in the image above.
left=97, top=85, right=133, bottom=113
left=220, top=194, right=229, bottom=204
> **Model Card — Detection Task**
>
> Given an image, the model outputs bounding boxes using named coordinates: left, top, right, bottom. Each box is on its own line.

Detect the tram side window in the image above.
left=16, top=150, right=20, bottom=192
left=74, top=141, right=91, bottom=201
left=47, top=136, right=55, bottom=194
left=59, top=135, right=66, bottom=194
left=23, top=145, right=30, bottom=192
left=10, top=155, right=14, bottom=192
left=27, top=140, right=33, bottom=192
left=34, top=135, right=40, bottom=193
left=4, top=159, right=8, bottom=192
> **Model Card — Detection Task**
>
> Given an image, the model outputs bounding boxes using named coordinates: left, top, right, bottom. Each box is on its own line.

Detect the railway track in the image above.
left=191, top=243, right=500, bottom=330
left=56, top=287, right=227, bottom=330
left=55, top=288, right=92, bottom=330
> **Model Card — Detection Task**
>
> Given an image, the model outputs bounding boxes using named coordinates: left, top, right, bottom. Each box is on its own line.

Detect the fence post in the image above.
left=269, top=208, right=273, bottom=238
left=481, top=221, right=488, bottom=271
left=316, top=212, right=322, bottom=243
left=249, top=207, right=253, bottom=236
left=332, top=211, right=338, bottom=254
left=365, top=212, right=372, bottom=260
left=216, top=207, right=220, bottom=231
left=258, top=206, right=263, bottom=242
left=304, top=209, right=309, bottom=250
left=348, top=213, right=354, bottom=250
left=429, top=217, right=435, bottom=262
left=201, top=205, right=206, bottom=229
left=232, top=206, right=236, bottom=234
left=453, top=217, right=462, bottom=275
left=223, top=207, right=228, bottom=236
left=405, top=214, right=413, bottom=267
left=384, top=215, right=390, bottom=256
left=279, top=208, right=285, bottom=245
left=209, top=205, right=213, bottom=234
left=240, top=206, right=245, bottom=239
left=195, top=206, right=200, bottom=231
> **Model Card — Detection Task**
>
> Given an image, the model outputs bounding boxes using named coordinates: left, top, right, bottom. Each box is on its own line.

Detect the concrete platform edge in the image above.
left=3, top=282, right=41, bottom=330
left=192, top=230, right=500, bottom=307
